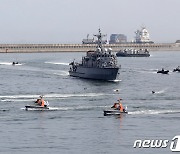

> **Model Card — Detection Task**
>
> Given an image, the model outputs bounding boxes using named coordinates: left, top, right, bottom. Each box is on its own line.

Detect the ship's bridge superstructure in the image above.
left=135, top=27, right=152, bottom=43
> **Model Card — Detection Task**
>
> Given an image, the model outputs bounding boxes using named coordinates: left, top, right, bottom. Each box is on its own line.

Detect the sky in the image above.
left=0, top=0, right=179, bottom=44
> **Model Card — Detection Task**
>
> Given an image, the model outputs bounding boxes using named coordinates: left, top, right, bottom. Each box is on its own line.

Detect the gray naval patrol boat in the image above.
left=69, top=29, right=120, bottom=81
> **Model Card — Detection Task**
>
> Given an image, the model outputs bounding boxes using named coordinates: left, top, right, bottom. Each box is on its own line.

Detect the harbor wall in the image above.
left=0, top=43, right=180, bottom=53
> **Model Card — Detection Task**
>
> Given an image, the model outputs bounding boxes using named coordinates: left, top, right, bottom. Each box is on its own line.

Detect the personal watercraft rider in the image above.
left=111, top=103, right=119, bottom=109
left=117, top=99, right=124, bottom=112
left=174, top=66, right=180, bottom=72
left=111, top=98, right=124, bottom=112
left=12, top=62, right=18, bottom=65
left=35, top=96, right=45, bottom=107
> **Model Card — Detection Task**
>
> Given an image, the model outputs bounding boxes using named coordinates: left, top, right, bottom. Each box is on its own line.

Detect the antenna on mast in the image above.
left=94, top=28, right=106, bottom=51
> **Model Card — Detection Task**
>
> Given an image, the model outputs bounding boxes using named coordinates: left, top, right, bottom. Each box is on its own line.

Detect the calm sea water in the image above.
left=0, top=51, right=180, bottom=154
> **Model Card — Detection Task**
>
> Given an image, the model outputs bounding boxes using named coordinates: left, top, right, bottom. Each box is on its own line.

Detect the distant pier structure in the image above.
left=0, top=42, right=180, bottom=53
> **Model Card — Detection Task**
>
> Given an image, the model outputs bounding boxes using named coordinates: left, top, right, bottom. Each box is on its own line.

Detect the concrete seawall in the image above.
left=0, top=43, right=180, bottom=53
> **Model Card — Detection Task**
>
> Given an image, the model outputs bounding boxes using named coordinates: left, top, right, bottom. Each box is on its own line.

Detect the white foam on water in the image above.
left=21, top=107, right=59, bottom=111
left=0, top=93, right=111, bottom=102
left=156, top=90, right=165, bottom=94
left=128, top=109, right=180, bottom=115
left=0, top=62, right=13, bottom=65
left=0, top=62, right=24, bottom=66
left=13, top=63, right=23, bottom=66
left=26, top=105, right=108, bottom=111
left=45, top=62, right=69, bottom=66
left=112, top=79, right=121, bottom=82
left=152, top=88, right=168, bottom=94
left=0, top=94, right=40, bottom=99
left=1, top=99, right=35, bottom=102
left=45, top=93, right=108, bottom=98
left=73, top=105, right=107, bottom=110
left=53, top=71, right=69, bottom=76
left=139, top=70, right=157, bottom=74
left=21, top=106, right=98, bottom=111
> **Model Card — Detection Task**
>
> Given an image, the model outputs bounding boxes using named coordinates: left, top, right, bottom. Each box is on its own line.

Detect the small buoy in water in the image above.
left=0, top=109, right=10, bottom=112
left=114, top=89, right=119, bottom=92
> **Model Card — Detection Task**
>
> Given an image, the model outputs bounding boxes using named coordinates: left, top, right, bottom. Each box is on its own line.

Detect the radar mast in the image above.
left=94, top=28, right=106, bottom=52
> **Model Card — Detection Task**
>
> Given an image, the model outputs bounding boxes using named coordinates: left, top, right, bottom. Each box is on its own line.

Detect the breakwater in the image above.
left=0, top=43, right=180, bottom=53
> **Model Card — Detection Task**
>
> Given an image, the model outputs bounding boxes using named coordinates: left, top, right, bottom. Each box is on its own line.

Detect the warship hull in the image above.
left=69, top=66, right=119, bottom=81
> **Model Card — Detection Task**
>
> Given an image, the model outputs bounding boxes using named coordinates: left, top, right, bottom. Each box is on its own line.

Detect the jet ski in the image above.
left=104, top=99, right=128, bottom=116
left=25, top=105, right=49, bottom=111
left=152, top=91, right=155, bottom=94
left=25, top=98, right=49, bottom=111
left=157, top=69, right=169, bottom=74
left=12, top=62, right=19, bottom=65
left=104, top=109, right=128, bottom=116
left=173, top=67, right=180, bottom=72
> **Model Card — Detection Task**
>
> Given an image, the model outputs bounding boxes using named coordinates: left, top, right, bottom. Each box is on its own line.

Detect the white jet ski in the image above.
left=25, top=105, right=49, bottom=110
left=25, top=100, right=49, bottom=111
left=104, top=109, right=128, bottom=116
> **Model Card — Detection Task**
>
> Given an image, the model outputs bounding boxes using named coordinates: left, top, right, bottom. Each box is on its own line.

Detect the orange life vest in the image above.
left=119, top=103, right=123, bottom=112
left=41, top=99, right=45, bottom=107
